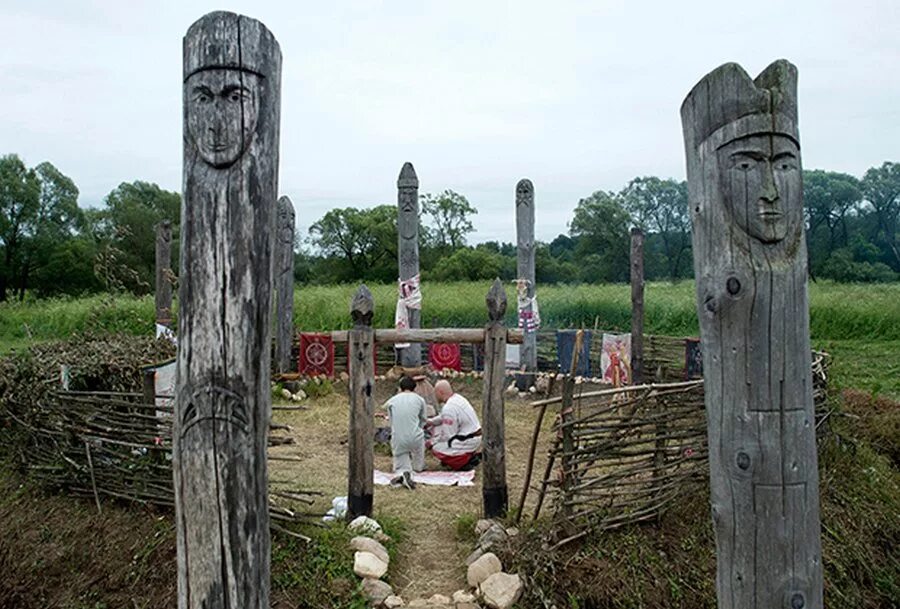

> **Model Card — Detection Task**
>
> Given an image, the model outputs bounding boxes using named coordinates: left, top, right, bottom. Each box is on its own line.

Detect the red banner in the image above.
left=429, top=342, right=461, bottom=371
left=299, top=333, right=335, bottom=377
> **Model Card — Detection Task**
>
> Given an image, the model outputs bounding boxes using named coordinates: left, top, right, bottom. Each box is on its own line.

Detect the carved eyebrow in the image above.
left=191, top=85, right=214, bottom=96
left=222, top=84, right=251, bottom=95
left=730, top=150, right=766, bottom=161
left=773, top=151, right=797, bottom=161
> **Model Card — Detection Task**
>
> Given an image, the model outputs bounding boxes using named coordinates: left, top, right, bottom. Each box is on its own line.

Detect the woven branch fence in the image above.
left=533, top=351, right=830, bottom=538
left=4, top=389, right=318, bottom=533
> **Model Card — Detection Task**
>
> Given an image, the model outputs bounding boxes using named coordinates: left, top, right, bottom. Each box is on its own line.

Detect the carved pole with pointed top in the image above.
left=682, top=60, right=822, bottom=609
left=155, top=220, right=173, bottom=327
left=275, top=196, right=296, bottom=373
left=397, top=162, right=421, bottom=367
left=175, top=11, right=281, bottom=609
left=515, top=179, right=536, bottom=391
left=348, top=285, right=375, bottom=519
left=630, top=227, right=644, bottom=384
left=482, top=279, right=508, bottom=517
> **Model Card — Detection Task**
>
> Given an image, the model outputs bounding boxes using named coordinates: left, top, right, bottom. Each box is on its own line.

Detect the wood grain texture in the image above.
left=397, top=162, right=421, bottom=367
left=175, top=11, right=281, bottom=609
left=630, top=228, right=644, bottom=384
left=682, top=60, right=822, bottom=609
left=155, top=220, right=173, bottom=326
left=516, top=179, right=536, bottom=390
left=327, top=327, right=524, bottom=345
left=274, top=196, right=295, bottom=373
left=482, top=279, right=508, bottom=517
left=348, top=285, right=375, bottom=518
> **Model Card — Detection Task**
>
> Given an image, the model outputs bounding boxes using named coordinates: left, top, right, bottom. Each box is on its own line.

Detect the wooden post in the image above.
left=515, top=179, right=536, bottom=391
left=681, top=60, right=822, bottom=609
left=348, top=285, right=375, bottom=519
left=558, top=329, right=583, bottom=519
left=397, top=162, right=421, bottom=367
left=482, top=279, right=508, bottom=517
left=175, top=12, right=281, bottom=609
left=274, top=195, right=296, bottom=373
left=630, top=227, right=644, bottom=384
left=142, top=368, right=156, bottom=405
left=155, top=220, right=173, bottom=327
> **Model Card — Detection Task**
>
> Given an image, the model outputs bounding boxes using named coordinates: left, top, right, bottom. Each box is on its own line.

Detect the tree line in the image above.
left=1, top=152, right=897, bottom=301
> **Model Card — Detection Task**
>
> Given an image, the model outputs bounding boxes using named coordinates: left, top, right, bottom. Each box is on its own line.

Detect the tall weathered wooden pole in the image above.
left=515, top=179, right=536, bottom=390
left=630, top=227, right=644, bottom=384
left=348, top=285, right=375, bottom=518
left=155, top=220, right=173, bottom=327
left=482, top=279, right=508, bottom=517
left=275, top=195, right=295, bottom=373
left=175, top=11, right=281, bottom=609
left=397, top=162, right=421, bottom=367
left=681, top=60, right=822, bottom=609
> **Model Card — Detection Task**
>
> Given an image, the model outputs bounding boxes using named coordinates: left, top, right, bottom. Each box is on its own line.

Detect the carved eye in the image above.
left=775, top=160, right=797, bottom=171
left=194, top=93, right=211, bottom=104
left=229, top=91, right=242, bottom=102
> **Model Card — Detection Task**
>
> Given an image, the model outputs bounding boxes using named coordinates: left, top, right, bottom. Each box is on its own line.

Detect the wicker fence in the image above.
left=533, top=351, right=830, bottom=539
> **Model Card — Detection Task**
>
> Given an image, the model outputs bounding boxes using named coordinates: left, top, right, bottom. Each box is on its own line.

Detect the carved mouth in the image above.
left=181, top=414, right=249, bottom=437
left=758, top=209, right=783, bottom=220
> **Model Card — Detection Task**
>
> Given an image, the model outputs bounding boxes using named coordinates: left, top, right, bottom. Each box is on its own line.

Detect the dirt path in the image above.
left=269, top=382, right=553, bottom=599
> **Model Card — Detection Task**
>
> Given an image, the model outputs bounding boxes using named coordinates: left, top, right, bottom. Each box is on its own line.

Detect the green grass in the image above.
left=2, top=281, right=898, bottom=395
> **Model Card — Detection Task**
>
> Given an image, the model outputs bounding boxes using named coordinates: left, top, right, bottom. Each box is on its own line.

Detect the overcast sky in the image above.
left=2, top=0, right=898, bottom=244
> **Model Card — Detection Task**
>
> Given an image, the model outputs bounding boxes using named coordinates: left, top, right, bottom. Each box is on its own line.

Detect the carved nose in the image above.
left=760, top=162, right=779, bottom=203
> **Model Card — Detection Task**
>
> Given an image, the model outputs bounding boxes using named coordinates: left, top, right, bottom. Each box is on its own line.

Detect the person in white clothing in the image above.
left=382, top=375, right=426, bottom=489
left=426, top=380, right=482, bottom=470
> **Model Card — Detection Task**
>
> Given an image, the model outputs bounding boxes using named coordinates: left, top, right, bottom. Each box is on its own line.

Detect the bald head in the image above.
left=434, top=380, right=453, bottom=403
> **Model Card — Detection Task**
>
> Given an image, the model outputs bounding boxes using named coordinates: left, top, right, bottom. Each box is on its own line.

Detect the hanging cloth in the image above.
left=394, top=273, right=422, bottom=348
left=514, top=278, right=541, bottom=332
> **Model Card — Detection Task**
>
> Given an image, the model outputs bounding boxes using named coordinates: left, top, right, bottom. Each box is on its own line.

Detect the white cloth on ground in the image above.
left=428, top=393, right=482, bottom=456
left=374, top=469, right=475, bottom=487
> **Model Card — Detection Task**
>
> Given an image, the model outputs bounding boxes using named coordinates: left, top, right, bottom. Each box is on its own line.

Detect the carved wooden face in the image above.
left=180, top=385, right=250, bottom=444
left=398, top=190, right=418, bottom=241
left=716, top=133, right=801, bottom=244
left=187, top=69, right=260, bottom=168
left=516, top=181, right=533, bottom=206
left=277, top=204, right=295, bottom=245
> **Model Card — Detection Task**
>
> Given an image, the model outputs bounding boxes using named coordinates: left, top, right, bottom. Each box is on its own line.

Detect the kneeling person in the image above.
left=427, top=380, right=482, bottom=470
left=384, top=375, right=427, bottom=489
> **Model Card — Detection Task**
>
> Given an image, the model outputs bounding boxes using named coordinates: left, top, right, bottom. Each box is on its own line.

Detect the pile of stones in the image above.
left=349, top=516, right=523, bottom=609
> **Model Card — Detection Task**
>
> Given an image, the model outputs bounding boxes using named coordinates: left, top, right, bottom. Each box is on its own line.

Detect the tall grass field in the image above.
left=1, top=281, right=898, bottom=395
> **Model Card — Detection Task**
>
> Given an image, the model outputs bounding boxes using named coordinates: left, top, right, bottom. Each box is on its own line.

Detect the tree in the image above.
left=420, top=190, right=477, bottom=249
left=0, top=154, right=40, bottom=301
left=569, top=191, right=631, bottom=282
left=430, top=247, right=508, bottom=281
left=99, top=181, right=181, bottom=293
left=861, top=161, right=900, bottom=270
left=621, top=177, right=690, bottom=280
left=308, top=205, right=397, bottom=282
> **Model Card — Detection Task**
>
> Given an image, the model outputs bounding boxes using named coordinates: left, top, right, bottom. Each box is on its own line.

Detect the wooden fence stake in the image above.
left=175, top=11, right=281, bottom=609
left=348, top=285, right=375, bottom=519
left=515, top=178, right=536, bottom=390
left=397, top=162, right=421, bottom=367
left=482, top=279, right=508, bottom=517
left=155, top=220, right=173, bottom=327
left=682, top=60, right=822, bottom=608
left=275, top=195, right=296, bottom=373
left=630, top=227, right=644, bottom=384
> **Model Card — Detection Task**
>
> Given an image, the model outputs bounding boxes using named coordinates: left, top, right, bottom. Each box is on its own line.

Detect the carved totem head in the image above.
left=682, top=60, right=802, bottom=246
left=516, top=179, right=534, bottom=207
left=184, top=12, right=277, bottom=169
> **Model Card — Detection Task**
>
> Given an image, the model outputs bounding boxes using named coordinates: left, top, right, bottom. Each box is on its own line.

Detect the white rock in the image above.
left=480, top=572, right=523, bottom=609
left=474, top=519, right=495, bottom=536
left=427, top=593, right=451, bottom=604
left=407, top=600, right=430, bottom=608
left=383, top=596, right=404, bottom=608
left=478, top=523, right=509, bottom=551
left=280, top=388, right=292, bottom=399
left=353, top=551, right=388, bottom=579
left=505, top=527, right=519, bottom=537
left=467, top=552, right=502, bottom=588
left=348, top=515, right=382, bottom=534
left=452, top=589, right=477, bottom=603
left=350, top=535, right=389, bottom=564
left=360, top=578, right=393, bottom=604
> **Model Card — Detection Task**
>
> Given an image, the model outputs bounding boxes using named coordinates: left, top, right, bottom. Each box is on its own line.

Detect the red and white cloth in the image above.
left=429, top=343, right=461, bottom=371
left=299, top=333, right=335, bottom=377
left=394, top=274, right=422, bottom=348
left=515, top=278, right=540, bottom=332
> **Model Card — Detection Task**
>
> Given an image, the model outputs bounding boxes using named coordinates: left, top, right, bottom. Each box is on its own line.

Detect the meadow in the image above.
left=1, top=280, right=898, bottom=395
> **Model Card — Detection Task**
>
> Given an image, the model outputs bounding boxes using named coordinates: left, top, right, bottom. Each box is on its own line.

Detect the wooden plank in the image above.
left=155, top=220, right=173, bottom=326
left=347, top=285, right=375, bottom=518
left=630, top=227, right=644, bottom=384
left=397, top=162, right=421, bottom=367
left=681, top=59, right=822, bottom=609
left=327, top=327, right=524, bottom=345
left=274, top=195, right=296, bottom=373
left=175, top=11, right=281, bottom=609
left=515, top=179, right=536, bottom=390
left=482, top=279, right=508, bottom=517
